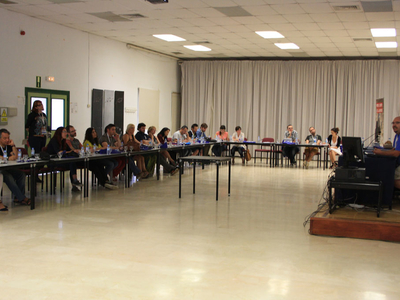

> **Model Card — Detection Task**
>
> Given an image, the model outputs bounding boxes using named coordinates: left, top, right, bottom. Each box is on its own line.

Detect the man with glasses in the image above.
left=0, top=129, right=30, bottom=207
left=66, top=125, right=82, bottom=151
left=373, top=116, right=400, bottom=189
left=304, top=126, right=322, bottom=169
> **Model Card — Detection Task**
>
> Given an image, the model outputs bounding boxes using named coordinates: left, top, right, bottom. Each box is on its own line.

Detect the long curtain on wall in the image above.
left=181, top=60, right=400, bottom=142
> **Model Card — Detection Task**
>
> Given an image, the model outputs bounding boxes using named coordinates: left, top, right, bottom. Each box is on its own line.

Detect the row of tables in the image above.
left=0, top=141, right=330, bottom=210
left=222, top=141, right=330, bottom=170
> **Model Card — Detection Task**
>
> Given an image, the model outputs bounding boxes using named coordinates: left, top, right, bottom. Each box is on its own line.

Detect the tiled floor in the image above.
left=0, top=163, right=399, bottom=300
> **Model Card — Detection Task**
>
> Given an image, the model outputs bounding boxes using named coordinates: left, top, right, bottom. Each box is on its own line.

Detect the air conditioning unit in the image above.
left=146, top=0, right=168, bottom=4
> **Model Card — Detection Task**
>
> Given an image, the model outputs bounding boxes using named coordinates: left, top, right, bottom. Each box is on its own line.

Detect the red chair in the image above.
left=254, top=138, right=274, bottom=164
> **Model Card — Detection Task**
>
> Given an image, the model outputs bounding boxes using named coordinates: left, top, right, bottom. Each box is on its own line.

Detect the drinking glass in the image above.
left=57, top=152, right=63, bottom=159
left=124, top=146, right=128, bottom=153
left=34, top=153, right=40, bottom=160
left=129, top=146, right=133, bottom=153
left=23, top=154, right=28, bottom=162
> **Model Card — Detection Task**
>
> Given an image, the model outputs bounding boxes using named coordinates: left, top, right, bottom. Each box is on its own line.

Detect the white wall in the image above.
left=0, top=9, right=180, bottom=146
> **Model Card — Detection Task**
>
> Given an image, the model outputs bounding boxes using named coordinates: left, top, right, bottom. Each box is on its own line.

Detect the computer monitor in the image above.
left=342, top=136, right=365, bottom=168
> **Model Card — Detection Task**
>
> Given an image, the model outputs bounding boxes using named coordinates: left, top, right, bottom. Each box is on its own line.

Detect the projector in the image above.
left=146, top=0, right=168, bottom=4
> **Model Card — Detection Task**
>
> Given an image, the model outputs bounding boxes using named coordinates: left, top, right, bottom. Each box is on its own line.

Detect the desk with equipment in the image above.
left=329, top=137, right=396, bottom=217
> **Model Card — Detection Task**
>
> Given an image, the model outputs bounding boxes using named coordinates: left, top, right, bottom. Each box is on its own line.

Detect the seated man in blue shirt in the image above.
left=196, top=123, right=210, bottom=156
left=373, top=116, right=400, bottom=189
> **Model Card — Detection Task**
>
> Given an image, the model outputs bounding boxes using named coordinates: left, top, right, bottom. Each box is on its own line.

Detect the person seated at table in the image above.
left=135, top=123, right=157, bottom=176
left=0, top=129, right=30, bottom=206
left=188, top=123, right=203, bottom=155
left=212, top=125, right=229, bottom=157
left=157, top=127, right=178, bottom=165
left=196, top=123, right=211, bottom=156
left=46, top=127, right=83, bottom=190
left=374, top=117, right=400, bottom=189
left=304, top=126, right=322, bottom=169
left=122, top=124, right=149, bottom=179
left=231, top=126, right=245, bottom=165
left=83, top=127, right=119, bottom=182
left=98, top=123, right=125, bottom=183
left=0, top=173, right=7, bottom=211
left=282, top=124, right=299, bottom=166
left=148, top=126, right=178, bottom=175
left=81, top=127, right=118, bottom=190
left=327, top=127, right=342, bottom=169
left=188, top=124, right=198, bottom=139
left=172, top=125, right=199, bottom=157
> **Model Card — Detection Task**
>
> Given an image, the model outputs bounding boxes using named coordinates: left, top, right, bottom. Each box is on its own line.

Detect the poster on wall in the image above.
left=375, top=98, right=384, bottom=145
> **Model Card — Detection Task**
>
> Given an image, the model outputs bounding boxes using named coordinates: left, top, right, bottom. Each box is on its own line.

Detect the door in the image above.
left=25, top=88, right=70, bottom=150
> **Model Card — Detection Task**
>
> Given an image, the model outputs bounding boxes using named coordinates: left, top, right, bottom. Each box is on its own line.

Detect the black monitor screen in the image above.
left=342, top=136, right=365, bottom=168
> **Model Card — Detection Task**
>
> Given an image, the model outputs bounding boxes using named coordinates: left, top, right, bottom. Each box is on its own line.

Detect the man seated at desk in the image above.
left=0, top=128, right=30, bottom=206
left=373, top=116, right=400, bottom=189
left=282, top=124, right=299, bottom=166
left=304, top=126, right=322, bottom=169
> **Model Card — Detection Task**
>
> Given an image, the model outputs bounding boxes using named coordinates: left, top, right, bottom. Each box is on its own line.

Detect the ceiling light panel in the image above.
left=184, top=45, right=212, bottom=51
left=255, top=31, right=284, bottom=39
left=153, top=34, right=186, bottom=42
left=371, top=28, right=396, bottom=37
left=275, top=43, right=300, bottom=50
left=375, top=42, right=397, bottom=48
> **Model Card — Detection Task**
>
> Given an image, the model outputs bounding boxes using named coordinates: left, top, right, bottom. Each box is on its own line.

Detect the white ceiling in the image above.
left=2, top=0, right=400, bottom=59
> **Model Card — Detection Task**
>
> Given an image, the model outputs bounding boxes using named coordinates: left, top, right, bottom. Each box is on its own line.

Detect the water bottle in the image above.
left=107, top=144, right=111, bottom=155
left=93, top=144, right=97, bottom=153
left=313, top=137, right=317, bottom=144
left=140, top=140, right=143, bottom=149
left=31, top=147, right=35, bottom=157
left=86, top=144, right=90, bottom=155
left=258, top=136, right=261, bottom=143
left=3, top=149, right=7, bottom=163
left=325, top=138, right=328, bottom=145
left=18, top=149, right=22, bottom=162
left=80, top=146, right=84, bottom=157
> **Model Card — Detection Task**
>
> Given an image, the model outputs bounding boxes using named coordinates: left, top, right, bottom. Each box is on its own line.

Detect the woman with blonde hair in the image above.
left=123, top=124, right=149, bottom=178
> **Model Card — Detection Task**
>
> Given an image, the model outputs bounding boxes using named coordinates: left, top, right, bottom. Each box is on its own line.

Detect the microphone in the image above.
left=364, top=132, right=379, bottom=149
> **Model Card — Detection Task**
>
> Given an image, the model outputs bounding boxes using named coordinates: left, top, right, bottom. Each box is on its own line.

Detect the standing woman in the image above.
left=327, top=127, right=342, bottom=169
left=25, top=100, right=49, bottom=154
left=25, top=100, right=49, bottom=182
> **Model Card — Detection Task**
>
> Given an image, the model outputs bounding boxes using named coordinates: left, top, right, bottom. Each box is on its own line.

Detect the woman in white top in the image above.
left=327, top=127, right=342, bottom=169
left=231, top=126, right=246, bottom=164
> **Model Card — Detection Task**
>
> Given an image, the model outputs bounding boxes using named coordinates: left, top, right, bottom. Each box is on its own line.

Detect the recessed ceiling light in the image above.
left=184, top=45, right=211, bottom=51
left=371, top=28, right=396, bottom=37
left=274, top=43, right=299, bottom=50
left=153, top=34, right=186, bottom=42
left=375, top=41, right=397, bottom=48
left=255, top=31, right=284, bottom=39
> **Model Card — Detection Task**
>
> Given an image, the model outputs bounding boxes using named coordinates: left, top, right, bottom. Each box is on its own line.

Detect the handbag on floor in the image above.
left=245, top=150, right=251, bottom=161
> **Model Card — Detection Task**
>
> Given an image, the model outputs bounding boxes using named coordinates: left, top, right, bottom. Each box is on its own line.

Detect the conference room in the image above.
left=1, top=0, right=400, bottom=299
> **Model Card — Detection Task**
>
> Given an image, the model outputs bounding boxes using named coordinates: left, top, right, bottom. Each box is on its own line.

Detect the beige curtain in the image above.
left=181, top=60, right=400, bottom=143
